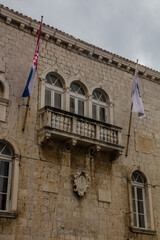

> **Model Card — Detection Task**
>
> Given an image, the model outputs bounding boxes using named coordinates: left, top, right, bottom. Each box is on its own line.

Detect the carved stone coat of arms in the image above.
left=73, top=171, right=89, bottom=197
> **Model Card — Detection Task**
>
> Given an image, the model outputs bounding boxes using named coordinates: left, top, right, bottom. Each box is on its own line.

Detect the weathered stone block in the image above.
left=98, top=189, right=111, bottom=203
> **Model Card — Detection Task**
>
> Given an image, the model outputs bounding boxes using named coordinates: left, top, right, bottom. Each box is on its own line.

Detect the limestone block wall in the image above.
left=0, top=12, right=160, bottom=240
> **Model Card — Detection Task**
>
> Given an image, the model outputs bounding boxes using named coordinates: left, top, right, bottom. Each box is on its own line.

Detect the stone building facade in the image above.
left=0, top=4, right=160, bottom=240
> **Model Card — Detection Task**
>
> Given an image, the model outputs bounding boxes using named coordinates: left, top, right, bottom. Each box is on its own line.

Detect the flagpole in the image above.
left=22, top=16, right=43, bottom=132
left=125, top=102, right=133, bottom=157
left=125, top=59, right=138, bottom=157
left=22, top=97, right=30, bottom=132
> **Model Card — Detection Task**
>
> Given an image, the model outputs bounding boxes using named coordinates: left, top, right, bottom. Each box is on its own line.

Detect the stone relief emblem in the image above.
left=73, top=171, right=90, bottom=197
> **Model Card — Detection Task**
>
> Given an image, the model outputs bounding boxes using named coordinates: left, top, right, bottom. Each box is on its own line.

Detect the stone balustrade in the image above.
left=39, top=106, right=124, bottom=153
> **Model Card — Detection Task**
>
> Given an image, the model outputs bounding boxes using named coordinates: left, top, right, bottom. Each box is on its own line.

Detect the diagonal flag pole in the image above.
left=125, top=59, right=138, bottom=157
left=22, top=16, right=43, bottom=132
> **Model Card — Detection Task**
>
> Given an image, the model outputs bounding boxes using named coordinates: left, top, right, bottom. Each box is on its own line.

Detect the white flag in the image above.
left=132, top=64, right=145, bottom=118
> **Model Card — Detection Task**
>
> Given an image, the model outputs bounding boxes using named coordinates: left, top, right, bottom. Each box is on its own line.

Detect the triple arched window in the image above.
left=44, top=73, right=110, bottom=123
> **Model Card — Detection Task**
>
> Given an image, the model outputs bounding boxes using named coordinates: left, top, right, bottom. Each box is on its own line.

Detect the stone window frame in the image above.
left=39, top=66, right=67, bottom=110
left=0, top=75, right=9, bottom=122
left=128, top=167, right=156, bottom=235
left=0, top=140, right=20, bottom=219
left=92, top=88, right=110, bottom=123
left=45, top=72, right=64, bottom=109
left=70, top=81, right=87, bottom=116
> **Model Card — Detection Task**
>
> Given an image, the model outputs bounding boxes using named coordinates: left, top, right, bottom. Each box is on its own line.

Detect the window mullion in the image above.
left=135, top=186, right=139, bottom=228
left=52, top=91, right=54, bottom=107
left=6, top=161, right=12, bottom=211
left=142, top=187, right=147, bottom=229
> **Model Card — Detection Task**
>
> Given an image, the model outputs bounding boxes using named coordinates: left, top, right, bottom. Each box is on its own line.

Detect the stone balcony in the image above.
left=38, top=106, right=124, bottom=159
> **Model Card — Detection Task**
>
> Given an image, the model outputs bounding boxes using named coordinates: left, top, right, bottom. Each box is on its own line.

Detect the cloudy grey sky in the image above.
left=1, top=0, right=160, bottom=71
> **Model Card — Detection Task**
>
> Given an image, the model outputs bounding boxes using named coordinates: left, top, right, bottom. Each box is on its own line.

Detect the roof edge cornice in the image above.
left=1, top=4, right=160, bottom=84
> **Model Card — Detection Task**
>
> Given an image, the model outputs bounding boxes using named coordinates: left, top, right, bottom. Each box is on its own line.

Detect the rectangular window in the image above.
left=54, top=92, right=61, bottom=109
left=0, top=160, right=10, bottom=211
left=70, top=98, right=75, bottom=114
left=100, top=107, right=105, bottom=122
left=132, top=186, right=146, bottom=229
left=45, top=89, right=51, bottom=106
left=78, top=100, right=84, bottom=116
left=92, top=104, right=97, bottom=120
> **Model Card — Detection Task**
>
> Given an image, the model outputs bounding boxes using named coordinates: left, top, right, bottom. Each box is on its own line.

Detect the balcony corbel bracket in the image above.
left=88, top=145, right=101, bottom=158
left=65, top=139, right=77, bottom=152
left=110, top=150, right=123, bottom=161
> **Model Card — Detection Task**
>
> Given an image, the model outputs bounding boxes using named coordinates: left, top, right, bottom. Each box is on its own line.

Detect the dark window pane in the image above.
left=0, top=194, right=6, bottom=210
left=137, top=188, right=143, bottom=200
left=134, top=213, right=137, bottom=227
left=2, top=145, right=12, bottom=156
left=0, top=161, right=9, bottom=177
left=45, top=89, right=51, bottom=106
left=54, top=92, right=61, bottom=109
left=46, top=74, right=63, bottom=88
left=132, top=200, right=136, bottom=212
left=138, top=201, right=144, bottom=214
left=100, top=107, right=105, bottom=122
left=70, top=83, right=85, bottom=95
left=139, top=214, right=145, bottom=228
left=46, top=74, right=54, bottom=84
left=78, top=100, right=84, bottom=116
left=92, top=104, right=97, bottom=120
left=92, top=90, right=106, bottom=102
left=55, top=79, right=63, bottom=88
left=0, top=177, right=8, bottom=193
left=131, top=171, right=138, bottom=182
left=70, top=98, right=75, bottom=114
left=137, top=174, right=144, bottom=183
left=0, top=143, right=5, bottom=152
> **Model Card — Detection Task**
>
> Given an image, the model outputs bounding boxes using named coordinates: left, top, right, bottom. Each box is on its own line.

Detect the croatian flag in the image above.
left=22, top=17, right=43, bottom=97
left=132, top=64, right=145, bottom=118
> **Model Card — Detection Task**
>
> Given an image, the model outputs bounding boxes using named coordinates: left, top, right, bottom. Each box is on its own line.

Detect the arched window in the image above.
left=0, top=142, right=13, bottom=211
left=128, top=169, right=156, bottom=234
left=131, top=171, right=147, bottom=229
left=92, top=89, right=109, bottom=122
left=45, top=73, right=63, bottom=109
left=70, top=82, right=86, bottom=116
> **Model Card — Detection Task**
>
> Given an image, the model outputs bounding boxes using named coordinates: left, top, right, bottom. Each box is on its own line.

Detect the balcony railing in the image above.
left=38, top=107, right=124, bottom=153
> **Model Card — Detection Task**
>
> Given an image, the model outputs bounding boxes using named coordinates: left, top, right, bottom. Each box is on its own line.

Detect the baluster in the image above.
left=51, top=113, right=56, bottom=128
left=91, top=125, right=95, bottom=138
left=63, top=117, right=67, bottom=131
left=110, top=130, right=113, bottom=143
left=81, top=121, right=85, bottom=135
left=59, top=115, right=63, bottom=130
left=67, top=118, right=71, bottom=132
left=84, top=122, right=88, bottom=136
left=88, top=123, right=91, bottom=138
left=77, top=121, right=81, bottom=135
left=103, top=128, right=107, bottom=141
left=100, top=127, right=103, bottom=140
left=107, top=129, right=110, bottom=142
left=113, top=131, right=117, bottom=144
left=55, top=115, right=60, bottom=129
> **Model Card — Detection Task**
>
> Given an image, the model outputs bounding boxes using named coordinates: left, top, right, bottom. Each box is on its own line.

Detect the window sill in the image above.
left=0, top=211, right=18, bottom=219
left=130, top=227, right=156, bottom=235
